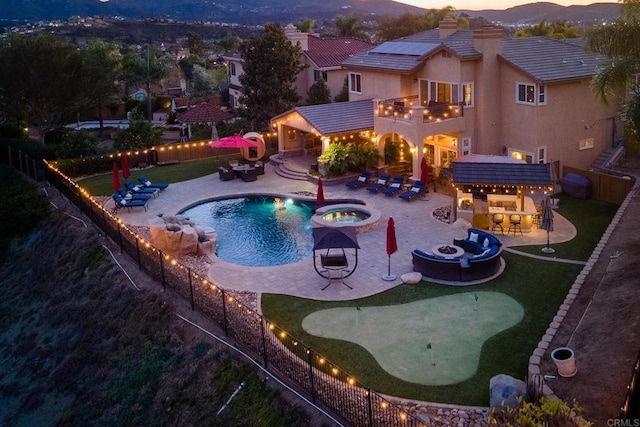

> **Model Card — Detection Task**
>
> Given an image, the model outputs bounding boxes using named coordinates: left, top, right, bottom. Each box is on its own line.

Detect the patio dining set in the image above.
left=218, top=160, right=265, bottom=182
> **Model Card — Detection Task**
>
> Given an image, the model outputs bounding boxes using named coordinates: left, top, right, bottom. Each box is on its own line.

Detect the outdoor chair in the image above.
left=366, top=173, right=391, bottom=193
left=253, top=160, right=265, bottom=175
left=240, top=167, right=258, bottom=182
left=319, top=249, right=352, bottom=291
left=138, top=175, right=169, bottom=190
left=508, top=214, right=523, bottom=236
left=124, top=180, right=159, bottom=197
left=228, top=160, right=239, bottom=168
left=398, top=181, right=425, bottom=201
left=491, top=213, right=504, bottom=234
left=345, top=171, right=372, bottom=189
left=112, top=193, right=148, bottom=213
left=218, top=167, right=235, bottom=181
left=116, top=188, right=151, bottom=202
left=382, top=175, right=405, bottom=196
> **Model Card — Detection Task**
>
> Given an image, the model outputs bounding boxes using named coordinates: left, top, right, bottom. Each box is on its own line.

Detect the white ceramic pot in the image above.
left=551, top=347, right=577, bottom=377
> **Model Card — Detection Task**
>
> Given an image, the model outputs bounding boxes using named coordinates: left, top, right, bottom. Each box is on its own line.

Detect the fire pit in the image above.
left=432, top=244, right=465, bottom=258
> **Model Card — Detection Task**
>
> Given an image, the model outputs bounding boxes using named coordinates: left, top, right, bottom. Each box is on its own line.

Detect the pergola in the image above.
left=176, top=102, right=234, bottom=140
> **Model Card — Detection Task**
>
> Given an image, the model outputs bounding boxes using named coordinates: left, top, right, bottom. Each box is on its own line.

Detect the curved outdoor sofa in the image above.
left=412, top=228, right=503, bottom=282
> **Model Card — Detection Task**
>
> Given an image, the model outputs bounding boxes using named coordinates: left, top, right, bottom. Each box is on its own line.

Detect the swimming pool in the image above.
left=180, top=196, right=316, bottom=267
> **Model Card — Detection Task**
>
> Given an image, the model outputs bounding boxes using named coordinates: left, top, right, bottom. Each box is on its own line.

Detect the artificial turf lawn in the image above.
left=262, top=254, right=583, bottom=406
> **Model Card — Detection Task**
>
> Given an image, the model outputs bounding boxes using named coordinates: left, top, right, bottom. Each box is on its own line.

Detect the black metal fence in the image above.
left=620, top=348, right=640, bottom=420
left=43, top=161, right=426, bottom=427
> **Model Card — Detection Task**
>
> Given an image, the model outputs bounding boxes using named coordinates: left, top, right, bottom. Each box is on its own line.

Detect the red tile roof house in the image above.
left=271, top=17, right=622, bottom=181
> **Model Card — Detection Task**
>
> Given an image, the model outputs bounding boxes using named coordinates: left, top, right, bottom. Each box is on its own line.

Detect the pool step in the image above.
left=269, top=154, right=310, bottom=181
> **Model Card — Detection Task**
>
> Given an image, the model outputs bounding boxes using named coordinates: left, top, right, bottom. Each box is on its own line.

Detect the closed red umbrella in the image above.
left=317, top=178, right=325, bottom=206
left=112, top=162, right=121, bottom=192
left=384, top=216, right=398, bottom=281
left=420, top=156, right=430, bottom=186
left=121, top=155, right=130, bottom=179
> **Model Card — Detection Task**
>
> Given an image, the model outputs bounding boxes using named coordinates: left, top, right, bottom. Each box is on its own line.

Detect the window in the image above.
left=510, top=150, right=534, bottom=163
left=349, top=73, right=362, bottom=94
left=537, top=146, right=547, bottom=164
left=516, top=82, right=546, bottom=106
left=229, top=62, right=236, bottom=76
left=462, top=83, right=473, bottom=107
left=579, top=138, right=594, bottom=150
left=462, top=137, right=472, bottom=156
left=314, top=69, right=327, bottom=82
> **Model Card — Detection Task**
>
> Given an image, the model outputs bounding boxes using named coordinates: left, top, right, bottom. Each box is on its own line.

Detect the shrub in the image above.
left=57, top=131, right=99, bottom=159
left=318, top=143, right=349, bottom=176
left=487, top=396, right=591, bottom=427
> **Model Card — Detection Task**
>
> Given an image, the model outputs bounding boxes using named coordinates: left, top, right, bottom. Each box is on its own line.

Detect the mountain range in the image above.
left=1, top=0, right=622, bottom=26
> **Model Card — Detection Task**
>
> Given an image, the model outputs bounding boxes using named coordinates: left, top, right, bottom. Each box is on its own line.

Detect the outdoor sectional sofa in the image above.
left=412, top=228, right=503, bottom=282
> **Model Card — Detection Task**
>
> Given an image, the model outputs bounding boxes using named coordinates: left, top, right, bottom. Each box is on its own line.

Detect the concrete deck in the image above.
left=108, top=158, right=576, bottom=301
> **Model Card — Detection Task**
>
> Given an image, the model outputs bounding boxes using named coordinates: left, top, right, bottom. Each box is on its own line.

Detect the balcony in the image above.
left=377, top=96, right=464, bottom=123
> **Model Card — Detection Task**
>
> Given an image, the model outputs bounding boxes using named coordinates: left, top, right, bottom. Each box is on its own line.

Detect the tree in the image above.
left=238, top=23, right=306, bottom=130
left=58, top=130, right=99, bottom=159
left=376, top=8, right=465, bottom=42
left=335, top=15, right=368, bottom=40
left=515, top=19, right=578, bottom=39
left=334, top=77, right=349, bottom=102
left=81, top=40, right=122, bottom=139
left=187, top=32, right=205, bottom=56
left=113, top=109, right=163, bottom=151
left=120, top=46, right=168, bottom=120
left=296, top=19, right=314, bottom=33
left=307, top=79, right=331, bottom=105
left=218, top=31, right=240, bottom=53
left=190, top=64, right=217, bottom=98
left=0, top=34, right=85, bottom=143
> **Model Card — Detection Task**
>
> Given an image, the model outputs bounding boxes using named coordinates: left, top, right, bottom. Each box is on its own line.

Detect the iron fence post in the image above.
left=135, top=238, right=141, bottom=270
left=188, top=268, right=194, bottom=310
left=260, top=318, right=268, bottom=367
left=159, top=250, right=166, bottom=289
left=221, top=289, right=228, bottom=336
left=307, top=348, right=316, bottom=403
left=367, top=388, right=373, bottom=427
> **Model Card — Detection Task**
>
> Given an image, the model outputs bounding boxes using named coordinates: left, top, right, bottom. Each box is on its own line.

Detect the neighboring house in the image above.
left=271, top=18, right=620, bottom=178
left=222, top=24, right=375, bottom=110
left=129, top=88, right=147, bottom=101
left=283, top=24, right=376, bottom=100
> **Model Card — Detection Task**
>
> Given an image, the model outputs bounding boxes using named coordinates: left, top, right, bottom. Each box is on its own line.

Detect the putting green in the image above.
left=302, top=292, right=523, bottom=386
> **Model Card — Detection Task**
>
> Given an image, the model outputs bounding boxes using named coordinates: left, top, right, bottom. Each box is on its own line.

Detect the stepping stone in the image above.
left=401, top=272, right=422, bottom=284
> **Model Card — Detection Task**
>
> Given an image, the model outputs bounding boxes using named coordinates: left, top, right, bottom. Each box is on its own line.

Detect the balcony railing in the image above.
left=377, top=96, right=464, bottom=123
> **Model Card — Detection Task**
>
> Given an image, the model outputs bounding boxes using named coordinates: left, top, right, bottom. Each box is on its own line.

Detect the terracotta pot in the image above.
left=551, top=347, right=577, bottom=377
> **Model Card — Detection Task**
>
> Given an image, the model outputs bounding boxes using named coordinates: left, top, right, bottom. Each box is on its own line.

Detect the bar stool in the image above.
left=532, top=206, right=542, bottom=228
left=491, top=213, right=504, bottom=234
left=508, top=214, right=523, bottom=236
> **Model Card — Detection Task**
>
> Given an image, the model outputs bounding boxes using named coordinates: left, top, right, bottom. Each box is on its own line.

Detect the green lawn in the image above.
left=261, top=195, right=619, bottom=406
left=77, top=157, right=233, bottom=196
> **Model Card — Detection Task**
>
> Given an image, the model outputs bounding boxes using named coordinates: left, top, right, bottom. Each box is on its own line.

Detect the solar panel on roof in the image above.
left=369, top=42, right=438, bottom=56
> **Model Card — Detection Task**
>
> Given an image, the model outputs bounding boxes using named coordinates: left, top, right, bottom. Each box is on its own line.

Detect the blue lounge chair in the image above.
left=124, top=180, right=158, bottom=197
left=382, top=175, right=405, bottom=196
left=138, top=175, right=169, bottom=190
left=116, top=188, right=151, bottom=202
left=345, top=171, right=372, bottom=189
left=112, top=193, right=148, bottom=212
left=366, top=173, right=391, bottom=193
left=399, top=181, right=425, bottom=201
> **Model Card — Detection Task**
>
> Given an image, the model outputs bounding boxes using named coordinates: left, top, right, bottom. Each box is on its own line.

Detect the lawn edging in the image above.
left=528, top=182, right=639, bottom=398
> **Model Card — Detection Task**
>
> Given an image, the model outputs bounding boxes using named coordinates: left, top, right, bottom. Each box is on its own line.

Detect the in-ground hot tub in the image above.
left=312, top=204, right=382, bottom=232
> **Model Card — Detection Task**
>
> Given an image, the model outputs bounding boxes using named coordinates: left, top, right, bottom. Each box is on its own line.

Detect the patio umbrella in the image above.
left=317, top=178, right=325, bottom=206
left=112, top=162, right=121, bottom=192
left=383, top=216, right=398, bottom=281
left=121, top=155, right=130, bottom=179
left=420, top=156, right=431, bottom=186
left=207, top=135, right=260, bottom=148
left=540, top=195, right=555, bottom=254
left=211, top=124, right=219, bottom=142
left=312, top=226, right=359, bottom=250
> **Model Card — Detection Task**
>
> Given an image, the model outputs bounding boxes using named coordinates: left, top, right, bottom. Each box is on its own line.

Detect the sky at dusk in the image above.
left=394, top=0, right=619, bottom=11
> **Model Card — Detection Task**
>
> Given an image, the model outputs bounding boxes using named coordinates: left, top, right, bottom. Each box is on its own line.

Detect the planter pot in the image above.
left=551, top=347, right=577, bottom=377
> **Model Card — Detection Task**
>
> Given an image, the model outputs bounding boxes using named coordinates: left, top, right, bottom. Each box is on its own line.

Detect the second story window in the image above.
left=516, top=82, right=546, bottom=106
left=462, top=83, right=473, bottom=107
left=349, top=73, right=362, bottom=94
left=314, top=70, right=327, bottom=82
left=230, top=62, right=237, bottom=77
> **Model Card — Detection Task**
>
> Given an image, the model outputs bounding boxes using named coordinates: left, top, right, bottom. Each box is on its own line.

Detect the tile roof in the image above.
left=176, top=102, right=234, bottom=124
left=275, top=100, right=374, bottom=135
left=452, top=162, right=552, bottom=187
left=500, top=37, right=610, bottom=83
left=306, top=36, right=375, bottom=69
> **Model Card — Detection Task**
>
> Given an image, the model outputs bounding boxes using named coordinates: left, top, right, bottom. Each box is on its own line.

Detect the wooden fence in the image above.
left=562, top=166, right=635, bottom=205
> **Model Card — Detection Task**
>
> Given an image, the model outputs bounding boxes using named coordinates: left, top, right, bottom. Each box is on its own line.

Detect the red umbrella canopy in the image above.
left=386, top=216, right=398, bottom=256
left=112, top=162, right=121, bottom=192
left=121, top=155, right=130, bottom=179
left=316, top=178, right=325, bottom=205
left=208, top=135, right=260, bottom=148
left=420, top=157, right=431, bottom=184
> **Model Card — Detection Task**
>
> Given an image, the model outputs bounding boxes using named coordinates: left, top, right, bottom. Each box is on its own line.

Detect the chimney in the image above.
left=284, top=23, right=309, bottom=51
left=473, top=24, right=504, bottom=54
left=438, top=15, right=457, bottom=39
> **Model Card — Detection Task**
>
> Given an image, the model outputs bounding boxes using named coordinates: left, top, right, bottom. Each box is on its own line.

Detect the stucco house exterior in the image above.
left=271, top=18, right=620, bottom=180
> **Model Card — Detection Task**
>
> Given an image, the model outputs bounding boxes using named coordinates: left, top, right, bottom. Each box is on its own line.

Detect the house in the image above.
left=222, top=24, right=375, bottom=110
left=271, top=18, right=620, bottom=179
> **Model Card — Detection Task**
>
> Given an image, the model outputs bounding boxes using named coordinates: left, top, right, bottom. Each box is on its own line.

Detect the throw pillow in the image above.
left=464, top=240, right=483, bottom=255
left=469, top=232, right=479, bottom=243
left=483, top=238, right=489, bottom=249
left=145, top=180, right=152, bottom=186
left=377, top=178, right=385, bottom=185
left=358, top=176, right=366, bottom=182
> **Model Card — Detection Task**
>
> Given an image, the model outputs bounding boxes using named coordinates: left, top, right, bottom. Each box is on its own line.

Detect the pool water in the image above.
left=322, top=208, right=370, bottom=223
left=181, top=196, right=315, bottom=267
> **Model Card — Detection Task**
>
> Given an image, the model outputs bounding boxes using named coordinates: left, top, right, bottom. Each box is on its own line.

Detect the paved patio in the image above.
left=111, top=159, right=576, bottom=301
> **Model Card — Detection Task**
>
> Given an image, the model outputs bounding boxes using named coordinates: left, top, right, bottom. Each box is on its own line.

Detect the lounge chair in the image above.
left=138, top=175, right=169, bottom=190
left=218, top=166, right=235, bottom=181
left=124, top=180, right=158, bottom=197
left=382, top=175, right=405, bottom=196
left=116, top=188, right=151, bottom=202
left=345, top=171, right=372, bottom=189
left=366, top=173, right=391, bottom=193
left=399, top=181, right=425, bottom=201
left=112, top=193, right=148, bottom=212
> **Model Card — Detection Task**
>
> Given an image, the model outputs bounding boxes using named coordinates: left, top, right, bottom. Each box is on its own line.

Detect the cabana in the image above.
left=451, top=155, right=553, bottom=232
